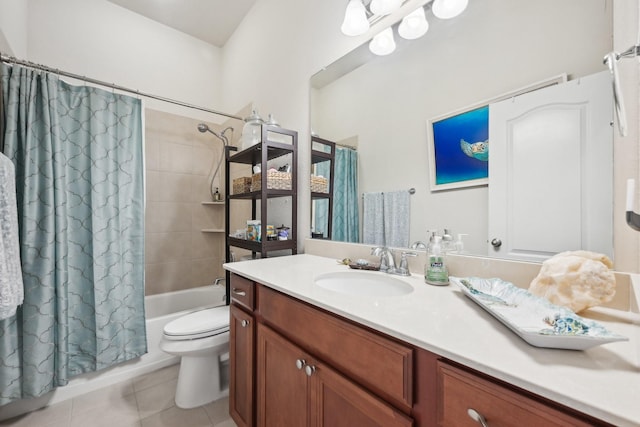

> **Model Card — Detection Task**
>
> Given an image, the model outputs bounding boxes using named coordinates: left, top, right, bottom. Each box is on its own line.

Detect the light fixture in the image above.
left=432, top=0, right=469, bottom=19
left=369, top=27, right=396, bottom=56
left=398, top=7, right=429, bottom=40
left=370, top=0, right=402, bottom=16
left=341, top=0, right=370, bottom=36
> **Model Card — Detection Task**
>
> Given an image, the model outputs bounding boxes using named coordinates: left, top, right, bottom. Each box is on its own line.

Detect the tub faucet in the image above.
left=213, top=277, right=225, bottom=286
left=371, top=247, right=396, bottom=273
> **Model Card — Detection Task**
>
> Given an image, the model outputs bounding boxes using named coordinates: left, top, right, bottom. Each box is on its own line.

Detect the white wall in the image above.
left=22, top=0, right=226, bottom=123
left=0, top=0, right=27, bottom=57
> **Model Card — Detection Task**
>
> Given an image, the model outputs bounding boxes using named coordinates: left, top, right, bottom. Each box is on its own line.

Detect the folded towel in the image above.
left=0, top=153, right=24, bottom=320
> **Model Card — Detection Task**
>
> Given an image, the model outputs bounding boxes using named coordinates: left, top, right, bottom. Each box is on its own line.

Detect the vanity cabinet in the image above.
left=229, top=274, right=256, bottom=427
left=436, top=361, right=611, bottom=427
left=257, top=323, right=412, bottom=427
left=228, top=272, right=612, bottom=427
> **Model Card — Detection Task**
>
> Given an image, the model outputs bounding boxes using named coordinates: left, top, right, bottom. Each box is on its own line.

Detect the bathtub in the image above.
left=0, top=284, right=227, bottom=421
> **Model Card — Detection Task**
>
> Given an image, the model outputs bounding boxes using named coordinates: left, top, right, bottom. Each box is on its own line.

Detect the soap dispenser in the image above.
left=425, top=236, right=449, bottom=286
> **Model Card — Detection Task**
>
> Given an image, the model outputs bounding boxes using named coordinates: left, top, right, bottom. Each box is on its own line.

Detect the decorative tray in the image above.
left=450, top=276, right=628, bottom=350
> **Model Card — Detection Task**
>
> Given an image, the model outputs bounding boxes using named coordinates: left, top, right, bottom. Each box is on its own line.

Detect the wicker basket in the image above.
left=232, top=177, right=252, bottom=194
left=251, top=171, right=292, bottom=191
left=310, top=175, right=329, bottom=193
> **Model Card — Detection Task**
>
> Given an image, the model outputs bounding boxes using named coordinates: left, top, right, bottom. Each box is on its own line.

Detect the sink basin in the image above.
left=314, top=271, right=414, bottom=297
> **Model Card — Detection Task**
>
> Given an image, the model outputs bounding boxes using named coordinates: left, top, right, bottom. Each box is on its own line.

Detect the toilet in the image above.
left=160, top=305, right=230, bottom=408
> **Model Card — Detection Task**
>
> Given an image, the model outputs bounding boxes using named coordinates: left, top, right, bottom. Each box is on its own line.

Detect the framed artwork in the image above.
left=427, top=74, right=568, bottom=191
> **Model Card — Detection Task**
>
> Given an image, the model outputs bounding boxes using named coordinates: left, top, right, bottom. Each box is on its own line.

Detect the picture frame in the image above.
left=427, top=74, right=568, bottom=192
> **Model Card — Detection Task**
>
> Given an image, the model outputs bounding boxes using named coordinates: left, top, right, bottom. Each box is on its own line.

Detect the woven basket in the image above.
left=232, top=177, right=252, bottom=194
left=310, top=176, right=328, bottom=193
left=251, top=171, right=292, bottom=191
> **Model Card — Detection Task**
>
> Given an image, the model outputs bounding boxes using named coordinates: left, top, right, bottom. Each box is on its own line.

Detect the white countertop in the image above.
left=224, top=254, right=640, bottom=427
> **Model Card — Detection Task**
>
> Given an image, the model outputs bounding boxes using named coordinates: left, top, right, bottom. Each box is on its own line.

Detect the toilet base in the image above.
left=175, top=352, right=229, bottom=409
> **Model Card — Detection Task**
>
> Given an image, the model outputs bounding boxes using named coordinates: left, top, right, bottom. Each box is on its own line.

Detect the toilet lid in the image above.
left=164, top=305, right=230, bottom=340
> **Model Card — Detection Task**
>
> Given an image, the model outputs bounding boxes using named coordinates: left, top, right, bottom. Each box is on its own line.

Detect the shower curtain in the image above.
left=0, top=63, right=147, bottom=405
left=315, top=147, right=359, bottom=242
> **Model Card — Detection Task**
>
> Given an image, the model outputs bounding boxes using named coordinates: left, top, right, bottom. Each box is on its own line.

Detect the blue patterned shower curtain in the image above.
left=315, top=147, right=359, bottom=242
left=0, top=63, right=146, bottom=405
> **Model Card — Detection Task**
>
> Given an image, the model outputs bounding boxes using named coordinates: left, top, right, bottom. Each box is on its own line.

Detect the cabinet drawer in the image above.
left=257, top=285, right=413, bottom=410
left=437, top=361, right=599, bottom=427
left=230, top=273, right=255, bottom=311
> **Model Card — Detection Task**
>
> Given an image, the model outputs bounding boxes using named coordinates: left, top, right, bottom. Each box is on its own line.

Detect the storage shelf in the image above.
left=229, top=190, right=294, bottom=200
left=201, top=201, right=225, bottom=205
left=228, top=237, right=296, bottom=253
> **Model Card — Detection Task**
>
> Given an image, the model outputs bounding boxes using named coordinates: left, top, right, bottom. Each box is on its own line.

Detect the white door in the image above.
left=488, top=71, right=613, bottom=262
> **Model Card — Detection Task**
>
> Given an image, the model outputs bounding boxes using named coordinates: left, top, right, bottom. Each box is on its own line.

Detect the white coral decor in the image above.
left=528, top=251, right=616, bottom=313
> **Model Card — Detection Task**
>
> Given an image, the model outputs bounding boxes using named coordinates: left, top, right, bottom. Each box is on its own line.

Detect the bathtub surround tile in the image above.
left=159, top=142, right=193, bottom=174
left=133, top=365, right=179, bottom=393
left=157, top=172, right=194, bottom=203
left=193, top=202, right=222, bottom=231
left=140, top=406, right=213, bottom=427
left=145, top=232, right=193, bottom=264
left=145, top=110, right=227, bottom=297
left=145, top=201, right=193, bottom=233
left=192, top=175, right=217, bottom=203
left=145, top=170, right=162, bottom=202
left=145, top=262, right=193, bottom=295
left=135, top=379, right=179, bottom=419
left=191, top=258, right=222, bottom=288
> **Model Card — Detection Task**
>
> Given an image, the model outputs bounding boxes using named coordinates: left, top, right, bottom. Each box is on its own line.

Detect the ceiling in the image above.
left=106, top=0, right=257, bottom=47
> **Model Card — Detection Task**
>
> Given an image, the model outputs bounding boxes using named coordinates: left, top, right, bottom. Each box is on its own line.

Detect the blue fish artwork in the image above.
left=431, top=105, right=489, bottom=186
left=460, top=139, right=489, bottom=161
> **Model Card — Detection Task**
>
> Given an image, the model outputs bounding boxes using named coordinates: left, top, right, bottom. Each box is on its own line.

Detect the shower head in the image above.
left=197, top=123, right=233, bottom=146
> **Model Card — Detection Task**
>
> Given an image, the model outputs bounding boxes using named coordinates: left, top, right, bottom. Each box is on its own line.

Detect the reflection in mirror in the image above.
left=310, top=0, right=614, bottom=264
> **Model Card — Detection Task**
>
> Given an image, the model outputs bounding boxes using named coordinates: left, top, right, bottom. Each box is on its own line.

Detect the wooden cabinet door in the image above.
left=257, top=323, right=309, bottom=427
left=230, top=304, right=255, bottom=427
left=310, top=360, right=413, bottom=427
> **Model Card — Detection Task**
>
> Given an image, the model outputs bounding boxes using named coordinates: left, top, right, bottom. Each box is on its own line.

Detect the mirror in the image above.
left=310, top=0, right=614, bottom=261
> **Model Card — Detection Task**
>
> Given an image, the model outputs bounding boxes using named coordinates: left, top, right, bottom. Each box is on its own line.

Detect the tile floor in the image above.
left=0, top=364, right=237, bottom=427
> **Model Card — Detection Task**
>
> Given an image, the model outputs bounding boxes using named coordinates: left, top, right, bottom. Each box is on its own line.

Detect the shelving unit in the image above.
left=224, top=125, right=298, bottom=302
left=310, top=136, right=335, bottom=239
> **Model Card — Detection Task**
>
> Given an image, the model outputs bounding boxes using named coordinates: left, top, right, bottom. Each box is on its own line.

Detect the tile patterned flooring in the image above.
left=0, top=365, right=237, bottom=427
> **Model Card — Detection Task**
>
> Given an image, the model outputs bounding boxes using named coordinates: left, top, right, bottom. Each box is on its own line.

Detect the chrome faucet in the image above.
left=371, top=247, right=396, bottom=273
left=371, top=247, right=417, bottom=276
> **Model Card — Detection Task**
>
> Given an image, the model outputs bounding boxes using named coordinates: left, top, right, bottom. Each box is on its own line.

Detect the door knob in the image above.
left=295, top=359, right=306, bottom=370
left=241, top=319, right=250, bottom=327
left=490, top=238, right=502, bottom=248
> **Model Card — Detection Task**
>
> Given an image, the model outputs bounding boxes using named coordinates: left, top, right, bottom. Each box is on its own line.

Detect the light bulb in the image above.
left=369, top=27, right=396, bottom=56
left=398, top=7, right=429, bottom=40
left=370, top=0, right=402, bottom=16
left=341, top=0, right=370, bottom=36
left=432, top=0, right=469, bottom=19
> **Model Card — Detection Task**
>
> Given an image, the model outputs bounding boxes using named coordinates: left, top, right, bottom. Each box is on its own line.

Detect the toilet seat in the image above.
left=163, top=305, right=230, bottom=341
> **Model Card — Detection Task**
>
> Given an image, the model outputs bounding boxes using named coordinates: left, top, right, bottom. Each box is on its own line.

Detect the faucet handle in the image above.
left=397, top=251, right=417, bottom=275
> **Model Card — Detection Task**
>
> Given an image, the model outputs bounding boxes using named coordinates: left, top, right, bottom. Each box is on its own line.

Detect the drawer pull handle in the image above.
left=304, top=365, right=316, bottom=377
left=467, top=408, right=489, bottom=427
left=295, top=359, right=306, bottom=370
left=241, top=319, right=250, bottom=327
left=233, top=288, right=247, bottom=296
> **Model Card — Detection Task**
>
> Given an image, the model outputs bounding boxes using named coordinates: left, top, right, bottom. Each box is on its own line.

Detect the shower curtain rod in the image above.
left=0, top=53, right=243, bottom=121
